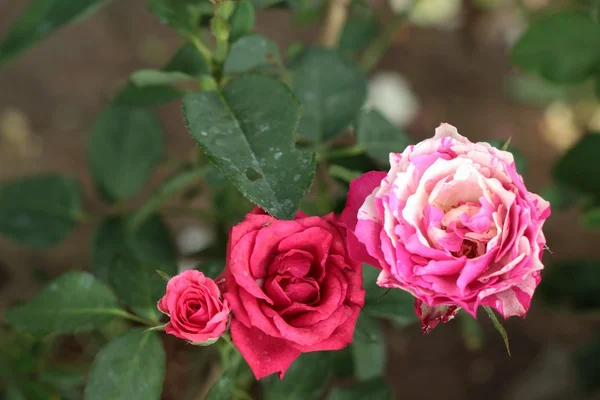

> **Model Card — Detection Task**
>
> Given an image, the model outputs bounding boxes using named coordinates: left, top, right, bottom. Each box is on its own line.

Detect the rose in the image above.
left=158, top=270, right=231, bottom=344
left=341, top=123, right=550, bottom=332
left=223, top=208, right=365, bottom=379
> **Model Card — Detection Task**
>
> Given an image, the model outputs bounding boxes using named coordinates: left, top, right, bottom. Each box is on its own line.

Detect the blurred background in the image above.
left=1, top=0, right=600, bottom=399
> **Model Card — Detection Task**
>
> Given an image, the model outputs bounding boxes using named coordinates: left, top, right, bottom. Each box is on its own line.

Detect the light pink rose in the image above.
left=341, top=123, right=550, bottom=332
left=158, top=270, right=231, bottom=344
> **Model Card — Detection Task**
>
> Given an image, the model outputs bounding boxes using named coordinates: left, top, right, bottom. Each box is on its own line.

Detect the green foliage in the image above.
left=553, top=134, right=600, bottom=198
left=229, top=0, right=256, bottom=42
left=352, top=314, right=386, bottom=381
left=572, top=336, right=600, bottom=394
left=130, top=70, right=196, bottom=86
left=224, top=34, right=282, bottom=75
left=88, top=106, right=164, bottom=203
left=291, top=47, right=367, bottom=143
left=206, top=372, right=235, bottom=400
left=328, top=378, right=392, bottom=400
left=540, top=260, right=600, bottom=311
left=512, top=11, right=600, bottom=83
left=148, top=0, right=211, bottom=35
left=355, top=110, right=412, bottom=164
left=262, top=351, right=335, bottom=400
left=6, top=272, right=120, bottom=336
left=0, top=174, right=83, bottom=248
left=115, top=43, right=209, bottom=107
left=91, top=215, right=177, bottom=281
left=512, top=12, right=600, bottom=83
left=340, top=9, right=379, bottom=54
left=361, top=265, right=418, bottom=326
left=108, top=256, right=167, bottom=323
left=129, top=167, right=205, bottom=230
left=113, top=84, right=183, bottom=107
left=541, top=182, right=584, bottom=212
left=183, top=75, right=316, bottom=219
left=84, top=329, right=165, bottom=400
left=4, top=382, right=54, bottom=400
left=0, top=0, right=113, bottom=65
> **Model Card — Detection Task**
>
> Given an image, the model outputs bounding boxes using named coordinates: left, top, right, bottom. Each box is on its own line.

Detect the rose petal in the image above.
left=230, top=319, right=301, bottom=380
left=340, top=171, right=387, bottom=268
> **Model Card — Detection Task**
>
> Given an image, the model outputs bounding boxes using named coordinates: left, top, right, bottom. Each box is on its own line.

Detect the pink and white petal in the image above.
left=477, top=273, right=540, bottom=318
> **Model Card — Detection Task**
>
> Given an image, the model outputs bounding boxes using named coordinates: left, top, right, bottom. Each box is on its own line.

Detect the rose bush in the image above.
left=222, top=208, right=365, bottom=379
left=158, top=270, right=231, bottom=345
left=341, top=123, right=550, bottom=332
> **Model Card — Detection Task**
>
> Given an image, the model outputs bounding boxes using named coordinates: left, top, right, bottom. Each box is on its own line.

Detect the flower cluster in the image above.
left=157, top=123, right=550, bottom=379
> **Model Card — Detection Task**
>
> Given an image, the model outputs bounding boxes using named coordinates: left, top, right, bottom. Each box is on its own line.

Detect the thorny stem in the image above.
left=320, top=0, right=352, bottom=47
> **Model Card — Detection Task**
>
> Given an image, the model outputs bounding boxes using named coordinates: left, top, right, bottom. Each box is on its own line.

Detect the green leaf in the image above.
left=505, top=75, right=569, bottom=106
left=541, top=182, right=584, bottom=211
left=332, top=347, right=355, bottom=379
left=0, top=0, right=113, bottom=66
left=206, top=372, right=235, bottom=400
left=361, top=265, right=418, bottom=327
left=113, top=84, right=183, bottom=107
left=488, top=139, right=527, bottom=175
left=129, top=43, right=211, bottom=87
left=148, top=0, right=206, bottom=35
left=182, top=74, right=316, bottom=219
left=251, top=0, right=284, bottom=7
left=572, top=336, right=600, bottom=393
left=0, top=174, right=83, bottom=248
left=352, top=314, right=386, bottom=381
left=539, top=260, right=600, bottom=311
left=229, top=0, right=256, bottom=42
left=291, top=47, right=367, bottom=142
left=5, top=382, right=54, bottom=400
left=355, top=110, right=411, bottom=164
left=91, top=215, right=177, bottom=281
left=328, top=378, right=392, bottom=400
left=130, top=70, right=195, bottom=87
left=89, top=106, right=164, bottom=202
left=262, top=351, right=335, bottom=400
left=84, top=329, right=165, bottom=400
left=512, top=12, right=600, bottom=83
left=553, top=134, right=600, bottom=197
left=39, top=365, right=86, bottom=400
left=108, top=256, right=166, bottom=323
left=582, top=207, right=600, bottom=228
left=224, top=34, right=281, bottom=75
left=6, top=271, right=120, bottom=336
left=340, top=14, right=379, bottom=54
left=483, top=306, right=510, bottom=356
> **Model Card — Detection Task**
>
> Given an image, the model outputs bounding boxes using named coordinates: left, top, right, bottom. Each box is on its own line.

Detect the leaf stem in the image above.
left=188, top=35, right=213, bottom=65
left=360, top=15, right=406, bottom=71
left=111, top=309, right=157, bottom=327
left=128, top=167, right=205, bottom=230
left=317, top=145, right=364, bottom=161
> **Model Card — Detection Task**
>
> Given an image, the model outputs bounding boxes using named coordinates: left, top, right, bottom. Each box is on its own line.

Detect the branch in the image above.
left=320, top=0, right=352, bottom=48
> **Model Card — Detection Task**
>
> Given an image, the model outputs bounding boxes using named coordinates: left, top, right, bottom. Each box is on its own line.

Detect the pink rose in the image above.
left=158, top=270, right=231, bottom=344
left=341, top=123, right=550, bottom=332
left=223, top=208, right=365, bottom=380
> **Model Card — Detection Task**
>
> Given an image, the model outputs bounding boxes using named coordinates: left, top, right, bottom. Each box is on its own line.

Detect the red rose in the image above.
left=158, top=270, right=231, bottom=345
left=223, top=208, right=365, bottom=379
